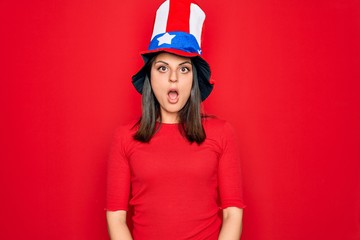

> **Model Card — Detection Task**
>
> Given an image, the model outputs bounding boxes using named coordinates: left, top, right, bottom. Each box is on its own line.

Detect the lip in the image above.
left=167, top=88, right=179, bottom=104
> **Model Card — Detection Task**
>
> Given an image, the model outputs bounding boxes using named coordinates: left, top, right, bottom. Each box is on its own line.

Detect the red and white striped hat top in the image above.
left=146, top=0, right=206, bottom=56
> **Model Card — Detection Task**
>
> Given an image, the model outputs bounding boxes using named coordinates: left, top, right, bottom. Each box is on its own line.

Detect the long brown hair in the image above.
left=133, top=54, right=206, bottom=144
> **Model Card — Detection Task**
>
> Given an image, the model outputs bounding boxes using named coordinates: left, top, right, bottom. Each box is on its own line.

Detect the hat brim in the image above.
left=132, top=49, right=214, bottom=101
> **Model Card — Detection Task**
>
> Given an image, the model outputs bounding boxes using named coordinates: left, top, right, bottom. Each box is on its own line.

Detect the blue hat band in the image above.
left=148, top=31, right=202, bottom=55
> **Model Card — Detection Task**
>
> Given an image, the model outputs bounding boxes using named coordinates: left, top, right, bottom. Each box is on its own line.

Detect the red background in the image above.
left=1, top=0, right=359, bottom=239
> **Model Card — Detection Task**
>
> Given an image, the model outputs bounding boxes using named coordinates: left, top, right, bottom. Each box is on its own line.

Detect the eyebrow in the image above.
left=179, top=61, right=192, bottom=66
left=154, top=60, right=192, bottom=66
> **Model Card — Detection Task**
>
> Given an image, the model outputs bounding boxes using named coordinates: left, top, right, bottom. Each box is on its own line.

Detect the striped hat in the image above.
left=132, top=0, right=214, bottom=101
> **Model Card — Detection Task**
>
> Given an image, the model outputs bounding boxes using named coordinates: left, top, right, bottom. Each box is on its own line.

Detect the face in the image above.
left=150, top=52, right=193, bottom=123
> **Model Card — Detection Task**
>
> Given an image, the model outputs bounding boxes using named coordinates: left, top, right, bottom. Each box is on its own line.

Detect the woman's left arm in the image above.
left=218, top=207, right=243, bottom=240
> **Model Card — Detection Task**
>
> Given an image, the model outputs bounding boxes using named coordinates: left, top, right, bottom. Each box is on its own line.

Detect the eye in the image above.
left=157, top=66, right=168, bottom=72
left=179, top=66, right=190, bottom=73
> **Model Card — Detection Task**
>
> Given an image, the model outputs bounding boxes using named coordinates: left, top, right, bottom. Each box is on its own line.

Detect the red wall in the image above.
left=1, top=0, right=359, bottom=239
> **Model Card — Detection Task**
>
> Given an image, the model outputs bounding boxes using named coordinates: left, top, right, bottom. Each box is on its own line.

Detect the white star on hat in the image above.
left=157, top=33, right=176, bottom=46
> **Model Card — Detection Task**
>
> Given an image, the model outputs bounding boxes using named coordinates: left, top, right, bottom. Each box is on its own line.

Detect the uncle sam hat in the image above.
left=132, top=0, right=214, bottom=101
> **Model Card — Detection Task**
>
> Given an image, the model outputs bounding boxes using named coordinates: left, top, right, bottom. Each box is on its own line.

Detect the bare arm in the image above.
left=218, top=207, right=243, bottom=240
left=106, top=210, right=133, bottom=240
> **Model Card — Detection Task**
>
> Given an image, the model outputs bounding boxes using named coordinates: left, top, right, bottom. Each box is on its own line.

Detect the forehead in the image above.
left=154, top=52, right=191, bottom=64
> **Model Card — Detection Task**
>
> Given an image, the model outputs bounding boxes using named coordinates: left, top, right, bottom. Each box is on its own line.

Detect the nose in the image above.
left=169, top=69, right=177, bottom=83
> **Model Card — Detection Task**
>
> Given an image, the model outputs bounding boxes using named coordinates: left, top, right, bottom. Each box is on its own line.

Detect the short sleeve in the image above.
left=106, top=126, right=131, bottom=211
left=218, top=122, right=246, bottom=209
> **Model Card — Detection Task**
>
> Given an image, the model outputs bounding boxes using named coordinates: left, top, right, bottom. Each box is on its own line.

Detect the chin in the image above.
left=162, top=103, right=186, bottom=114
left=164, top=106, right=182, bottom=113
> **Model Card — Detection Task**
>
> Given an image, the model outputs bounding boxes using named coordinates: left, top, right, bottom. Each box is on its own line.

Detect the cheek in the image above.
left=150, top=73, right=166, bottom=95
left=180, top=77, right=193, bottom=96
left=151, top=81, right=162, bottom=98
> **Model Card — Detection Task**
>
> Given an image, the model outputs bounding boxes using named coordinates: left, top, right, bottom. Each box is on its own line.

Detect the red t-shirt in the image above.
left=106, top=117, right=245, bottom=240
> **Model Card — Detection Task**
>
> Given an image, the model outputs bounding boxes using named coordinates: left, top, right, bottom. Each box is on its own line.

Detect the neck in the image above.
left=159, top=111, right=179, bottom=124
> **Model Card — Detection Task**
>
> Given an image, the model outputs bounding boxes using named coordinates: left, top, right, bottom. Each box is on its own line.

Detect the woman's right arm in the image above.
left=106, top=210, right=133, bottom=240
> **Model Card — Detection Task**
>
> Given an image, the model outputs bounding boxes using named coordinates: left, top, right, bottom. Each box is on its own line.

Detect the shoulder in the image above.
left=202, top=116, right=239, bottom=144
left=112, top=120, right=139, bottom=143
left=202, top=116, right=234, bottom=134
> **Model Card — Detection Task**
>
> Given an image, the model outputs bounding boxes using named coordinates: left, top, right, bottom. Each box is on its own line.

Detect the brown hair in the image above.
left=133, top=55, right=206, bottom=144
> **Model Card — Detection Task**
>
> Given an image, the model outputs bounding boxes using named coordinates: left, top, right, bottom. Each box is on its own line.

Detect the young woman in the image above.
left=106, top=1, right=245, bottom=239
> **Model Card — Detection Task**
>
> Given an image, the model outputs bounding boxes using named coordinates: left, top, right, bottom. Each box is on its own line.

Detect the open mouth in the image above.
left=168, top=90, right=179, bottom=103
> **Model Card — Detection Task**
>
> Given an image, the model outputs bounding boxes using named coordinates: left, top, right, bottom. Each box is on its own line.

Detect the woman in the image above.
left=106, top=1, right=245, bottom=239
